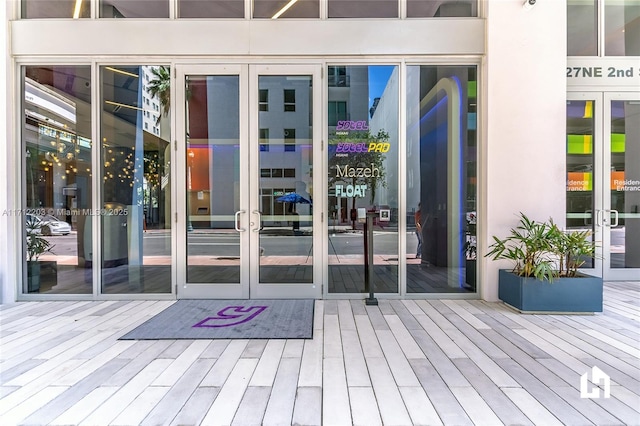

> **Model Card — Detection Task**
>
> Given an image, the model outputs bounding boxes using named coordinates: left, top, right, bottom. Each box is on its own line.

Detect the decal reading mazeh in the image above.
left=336, top=163, right=381, bottom=178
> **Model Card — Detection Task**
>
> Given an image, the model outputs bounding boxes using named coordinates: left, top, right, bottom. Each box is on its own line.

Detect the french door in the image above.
left=567, top=91, right=640, bottom=280
left=176, top=64, right=322, bottom=298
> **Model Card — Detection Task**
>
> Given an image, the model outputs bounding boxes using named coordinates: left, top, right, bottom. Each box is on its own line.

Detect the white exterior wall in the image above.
left=483, top=0, right=567, bottom=301
left=1, top=2, right=16, bottom=304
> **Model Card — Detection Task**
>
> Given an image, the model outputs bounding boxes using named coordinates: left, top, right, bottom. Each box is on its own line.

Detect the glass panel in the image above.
left=405, top=65, right=477, bottom=293
left=566, top=100, right=596, bottom=269
left=568, top=0, right=598, bottom=56
left=254, top=0, right=319, bottom=18
left=185, top=75, right=241, bottom=283
left=327, top=65, right=399, bottom=294
left=22, top=0, right=90, bottom=18
left=328, top=0, right=397, bottom=18
left=22, top=65, right=92, bottom=294
left=605, top=0, right=640, bottom=56
left=407, top=0, right=477, bottom=17
left=100, top=65, right=171, bottom=293
left=179, top=0, right=244, bottom=18
left=610, top=100, right=640, bottom=268
left=258, top=75, right=313, bottom=284
left=100, top=0, right=169, bottom=18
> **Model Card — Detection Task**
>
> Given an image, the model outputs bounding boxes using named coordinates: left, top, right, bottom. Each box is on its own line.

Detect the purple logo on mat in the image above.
left=193, top=306, right=268, bottom=328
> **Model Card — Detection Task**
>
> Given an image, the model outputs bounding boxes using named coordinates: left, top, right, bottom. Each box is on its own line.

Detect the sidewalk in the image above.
left=0, top=281, right=638, bottom=425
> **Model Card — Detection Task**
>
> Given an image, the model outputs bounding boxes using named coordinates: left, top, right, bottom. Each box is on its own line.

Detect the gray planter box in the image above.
left=498, top=269, right=603, bottom=313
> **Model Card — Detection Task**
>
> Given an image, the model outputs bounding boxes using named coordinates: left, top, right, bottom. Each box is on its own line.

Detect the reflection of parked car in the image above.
left=26, top=214, right=71, bottom=236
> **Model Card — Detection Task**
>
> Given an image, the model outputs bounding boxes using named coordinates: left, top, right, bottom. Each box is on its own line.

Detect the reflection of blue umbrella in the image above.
left=276, top=193, right=311, bottom=204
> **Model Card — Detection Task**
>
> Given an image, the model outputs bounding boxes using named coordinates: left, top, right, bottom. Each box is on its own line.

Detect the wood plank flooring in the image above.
left=1, top=281, right=638, bottom=426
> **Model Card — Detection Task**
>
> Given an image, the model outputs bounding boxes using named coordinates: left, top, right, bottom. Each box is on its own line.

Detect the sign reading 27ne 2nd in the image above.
left=567, top=58, right=640, bottom=87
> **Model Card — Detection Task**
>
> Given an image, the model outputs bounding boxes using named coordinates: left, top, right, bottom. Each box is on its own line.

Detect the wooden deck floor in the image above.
left=1, top=281, right=638, bottom=426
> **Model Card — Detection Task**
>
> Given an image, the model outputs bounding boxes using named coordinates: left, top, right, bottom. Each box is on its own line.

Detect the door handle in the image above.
left=610, top=209, right=619, bottom=227
left=234, top=210, right=246, bottom=232
left=252, top=210, right=264, bottom=232
left=597, top=209, right=619, bottom=227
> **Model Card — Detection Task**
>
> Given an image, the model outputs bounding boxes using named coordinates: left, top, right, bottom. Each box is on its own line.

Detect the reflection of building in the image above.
left=258, top=77, right=313, bottom=224
left=24, top=74, right=91, bottom=224
left=328, top=67, right=369, bottom=125
left=368, top=67, right=399, bottom=212
left=187, top=76, right=314, bottom=227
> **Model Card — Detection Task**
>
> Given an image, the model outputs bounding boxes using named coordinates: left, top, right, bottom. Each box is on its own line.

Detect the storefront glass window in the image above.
left=407, top=0, right=477, bottom=17
left=327, top=65, right=399, bottom=294
left=22, top=0, right=90, bottom=18
left=605, top=0, right=640, bottom=56
left=22, top=66, right=92, bottom=294
left=179, top=0, right=244, bottom=18
left=406, top=65, right=477, bottom=293
left=100, top=65, right=172, bottom=294
left=328, top=0, right=398, bottom=18
left=100, top=0, right=169, bottom=18
left=568, top=0, right=599, bottom=56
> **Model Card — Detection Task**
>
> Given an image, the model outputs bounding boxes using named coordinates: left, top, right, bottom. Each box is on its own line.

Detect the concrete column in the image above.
left=482, top=0, right=567, bottom=301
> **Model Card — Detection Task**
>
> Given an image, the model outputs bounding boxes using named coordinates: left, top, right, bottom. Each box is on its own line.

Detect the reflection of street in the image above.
left=41, top=227, right=631, bottom=262
left=42, top=229, right=402, bottom=263
left=610, top=227, right=625, bottom=253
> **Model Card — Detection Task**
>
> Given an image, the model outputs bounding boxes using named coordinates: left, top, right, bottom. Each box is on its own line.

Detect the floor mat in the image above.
left=120, top=299, right=314, bottom=340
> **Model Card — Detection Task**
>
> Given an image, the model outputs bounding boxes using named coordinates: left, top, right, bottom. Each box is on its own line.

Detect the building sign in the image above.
left=567, top=58, right=640, bottom=88
left=329, top=120, right=390, bottom=199
left=567, top=172, right=592, bottom=191
left=567, top=171, right=640, bottom=192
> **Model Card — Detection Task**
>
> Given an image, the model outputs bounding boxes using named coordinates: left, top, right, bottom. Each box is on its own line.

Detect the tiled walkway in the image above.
left=1, top=282, right=639, bottom=426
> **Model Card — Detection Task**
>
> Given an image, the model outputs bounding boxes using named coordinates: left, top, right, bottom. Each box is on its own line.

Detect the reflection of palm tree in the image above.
left=146, top=66, right=171, bottom=124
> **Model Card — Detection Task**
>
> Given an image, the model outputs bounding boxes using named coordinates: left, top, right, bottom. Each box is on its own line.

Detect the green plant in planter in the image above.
left=486, top=212, right=598, bottom=282
left=547, top=220, right=597, bottom=278
left=486, top=213, right=557, bottom=281
left=26, top=215, right=55, bottom=292
left=26, top=215, right=54, bottom=261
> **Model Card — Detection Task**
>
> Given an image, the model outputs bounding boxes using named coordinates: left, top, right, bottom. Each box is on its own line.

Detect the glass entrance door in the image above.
left=603, top=93, right=640, bottom=280
left=176, top=64, right=321, bottom=299
left=566, top=92, right=640, bottom=281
